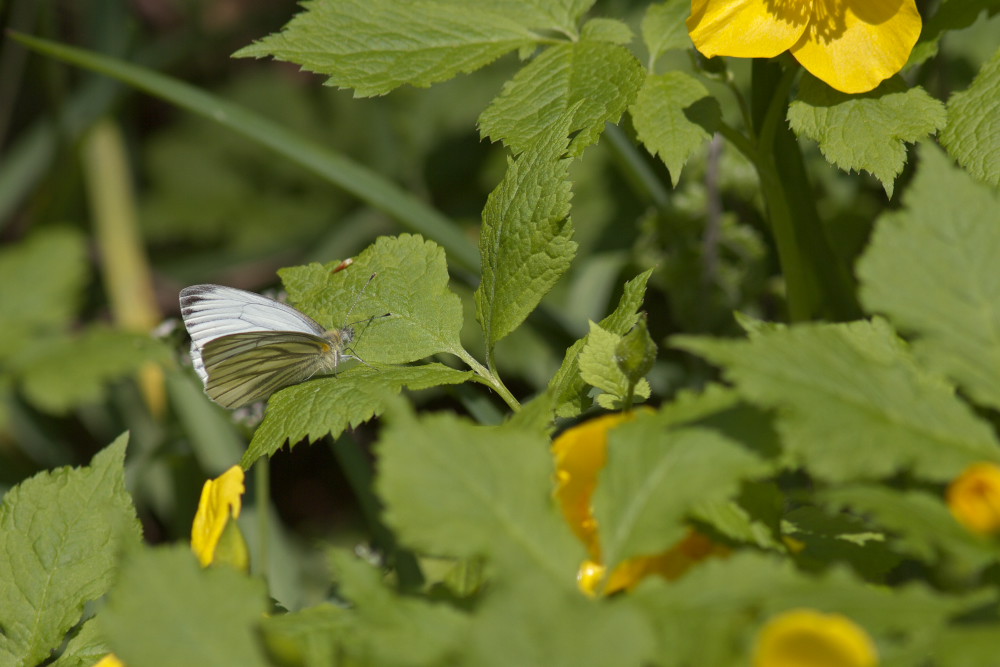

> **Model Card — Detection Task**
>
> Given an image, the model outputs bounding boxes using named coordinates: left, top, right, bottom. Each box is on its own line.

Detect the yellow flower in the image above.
left=753, top=609, right=878, bottom=667
left=552, top=412, right=727, bottom=595
left=191, top=465, right=248, bottom=568
left=947, top=462, right=1000, bottom=536
left=93, top=655, right=125, bottom=667
left=687, top=0, right=922, bottom=94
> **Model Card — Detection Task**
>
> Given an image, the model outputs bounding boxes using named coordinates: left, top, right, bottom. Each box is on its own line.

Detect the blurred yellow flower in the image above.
left=191, top=465, right=247, bottom=568
left=753, top=608, right=878, bottom=667
left=552, top=412, right=727, bottom=595
left=687, top=0, right=922, bottom=93
left=947, top=462, right=1000, bottom=536
left=93, top=655, right=125, bottom=667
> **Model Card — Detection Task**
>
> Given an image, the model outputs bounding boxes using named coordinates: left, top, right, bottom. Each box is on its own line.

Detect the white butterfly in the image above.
left=179, top=284, right=363, bottom=409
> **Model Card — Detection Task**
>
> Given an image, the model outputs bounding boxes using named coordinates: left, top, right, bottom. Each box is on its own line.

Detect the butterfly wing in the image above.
left=200, top=331, right=337, bottom=408
left=180, top=284, right=327, bottom=384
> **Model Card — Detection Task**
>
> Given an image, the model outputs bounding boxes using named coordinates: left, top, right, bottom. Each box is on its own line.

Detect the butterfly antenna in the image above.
left=346, top=311, right=393, bottom=371
left=343, top=272, right=377, bottom=322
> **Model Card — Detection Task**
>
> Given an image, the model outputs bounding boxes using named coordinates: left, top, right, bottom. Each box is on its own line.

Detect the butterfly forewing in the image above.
left=180, top=284, right=328, bottom=384
left=201, top=331, right=340, bottom=408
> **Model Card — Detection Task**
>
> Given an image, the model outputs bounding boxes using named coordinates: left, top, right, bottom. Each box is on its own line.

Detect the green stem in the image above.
left=603, top=123, right=670, bottom=209
left=254, top=461, right=270, bottom=581
left=458, top=349, right=521, bottom=412
left=749, top=59, right=860, bottom=322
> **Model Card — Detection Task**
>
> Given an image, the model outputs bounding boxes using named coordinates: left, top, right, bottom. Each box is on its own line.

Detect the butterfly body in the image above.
left=180, top=284, right=359, bottom=408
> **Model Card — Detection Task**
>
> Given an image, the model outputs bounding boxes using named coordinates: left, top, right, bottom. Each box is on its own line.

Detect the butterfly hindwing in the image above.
left=201, top=331, right=337, bottom=408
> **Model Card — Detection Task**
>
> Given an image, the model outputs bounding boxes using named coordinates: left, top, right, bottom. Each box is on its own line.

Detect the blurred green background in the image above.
left=1, top=0, right=994, bottom=607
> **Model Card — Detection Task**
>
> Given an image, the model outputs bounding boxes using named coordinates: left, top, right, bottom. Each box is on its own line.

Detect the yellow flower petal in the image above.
left=688, top=0, right=807, bottom=59
left=93, top=655, right=126, bottom=667
left=552, top=412, right=637, bottom=554
left=191, top=465, right=245, bottom=567
left=948, top=462, right=1000, bottom=536
left=753, top=609, right=878, bottom=667
left=789, top=0, right=922, bottom=93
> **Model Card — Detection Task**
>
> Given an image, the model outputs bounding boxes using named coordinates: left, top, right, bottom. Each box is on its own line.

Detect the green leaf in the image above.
left=375, top=402, right=583, bottom=583
left=479, top=41, right=644, bottom=156
left=0, top=227, right=87, bottom=362
left=50, top=617, right=111, bottom=667
left=632, top=552, right=986, bottom=666
left=640, top=0, right=694, bottom=67
left=941, top=47, right=1000, bottom=187
left=16, top=326, right=171, bottom=415
left=615, top=312, right=657, bottom=385
left=630, top=71, right=720, bottom=183
left=858, top=143, right=1000, bottom=411
left=818, top=486, right=999, bottom=574
left=578, top=322, right=650, bottom=410
left=260, top=605, right=348, bottom=667
left=100, top=546, right=270, bottom=667
left=0, top=434, right=140, bottom=667
left=788, top=76, right=946, bottom=197
left=674, top=319, right=1000, bottom=482
left=550, top=269, right=653, bottom=418
left=281, top=235, right=466, bottom=365
left=925, top=625, right=1000, bottom=667
left=235, top=0, right=538, bottom=97
left=594, top=413, right=765, bottom=572
left=243, top=364, right=472, bottom=467
left=475, top=121, right=576, bottom=347
left=463, top=570, right=654, bottom=667
left=580, top=18, right=634, bottom=45
left=782, top=506, right=901, bottom=581
left=327, top=549, right=468, bottom=665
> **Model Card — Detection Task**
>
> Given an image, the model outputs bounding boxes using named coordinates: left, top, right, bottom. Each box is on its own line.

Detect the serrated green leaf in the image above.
left=551, top=269, right=652, bottom=418
left=640, top=0, right=694, bottom=67
left=615, top=312, right=657, bottom=383
left=674, top=320, right=1000, bottom=482
left=788, top=76, right=946, bottom=197
left=0, top=228, right=87, bottom=362
left=632, top=552, right=986, bottom=666
left=479, top=41, right=644, bottom=156
left=243, top=364, right=472, bottom=467
left=0, top=434, right=140, bottom=667
left=281, top=235, right=466, bottom=365
left=594, top=414, right=765, bottom=571
left=235, top=0, right=539, bottom=97
left=858, top=144, right=1000, bottom=411
left=578, top=321, right=650, bottom=410
left=475, top=121, right=576, bottom=347
left=580, top=18, right=634, bottom=45
left=328, top=549, right=468, bottom=665
left=631, top=71, right=720, bottom=183
left=375, top=402, right=583, bottom=584
left=818, top=486, right=999, bottom=573
left=50, top=617, right=111, bottom=667
left=463, top=570, right=654, bottom=667
left=100, top=546, right=269, bottom=667
left=15, top=326, right=171, bottom=415
left=941, top=47, right=1000, bottom=187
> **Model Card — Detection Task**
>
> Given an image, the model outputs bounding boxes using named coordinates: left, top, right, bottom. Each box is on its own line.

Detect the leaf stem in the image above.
left=458, top=349, right=521, bottom=412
